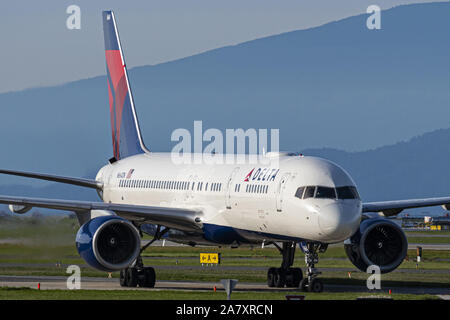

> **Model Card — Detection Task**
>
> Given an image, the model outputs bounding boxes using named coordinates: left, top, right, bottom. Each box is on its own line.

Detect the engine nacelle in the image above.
left=344, top=218, right=408, bottom=273
left=8, top=204, right=32, bottom=214
left=75, top=216, right=141, bottom=272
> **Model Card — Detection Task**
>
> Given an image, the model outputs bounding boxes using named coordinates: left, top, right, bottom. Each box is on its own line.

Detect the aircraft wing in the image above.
left=362, top=197, right=450, bottom=216
left=0, top=169, right=102, bottom=190
left=0, top=195, right=203, bottom=232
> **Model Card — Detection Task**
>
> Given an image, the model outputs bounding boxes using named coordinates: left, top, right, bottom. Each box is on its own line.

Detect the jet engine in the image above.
left=344, top=218, right=408, bottom=273
left=76, top=215, right=141, bottom=272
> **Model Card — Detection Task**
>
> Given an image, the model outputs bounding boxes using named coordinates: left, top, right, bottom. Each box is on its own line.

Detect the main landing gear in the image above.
left=266, top=241, right=327, bottom=293
left=120, top=257, right=155, bottom=288
left=267, top=242, right=303, bottom=288
left=119, top=225, right=169, bottom=288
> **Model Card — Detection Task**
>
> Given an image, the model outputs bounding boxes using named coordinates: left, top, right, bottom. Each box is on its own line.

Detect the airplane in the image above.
left=1, top=10, right=450, bottom=293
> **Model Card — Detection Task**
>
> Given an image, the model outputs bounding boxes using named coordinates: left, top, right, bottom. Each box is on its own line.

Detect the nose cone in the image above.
left=318, top=203, right=361, bottom=242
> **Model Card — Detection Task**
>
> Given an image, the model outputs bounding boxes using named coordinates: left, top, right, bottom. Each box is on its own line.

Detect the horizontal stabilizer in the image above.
left=0, top=169, right=103, bottom=190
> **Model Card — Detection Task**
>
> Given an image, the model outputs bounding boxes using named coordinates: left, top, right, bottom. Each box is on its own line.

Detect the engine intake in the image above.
left=76, top=216, right=141, bottom=272
left=344, top=218, right=408, bottom=273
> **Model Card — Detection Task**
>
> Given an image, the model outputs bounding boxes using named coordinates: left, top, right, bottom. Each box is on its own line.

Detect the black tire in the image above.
left=119, top=269, right=127, bottom=287
left=308, top=278, right=324, bottom=293
left=137, top=269, right=146, bottom=287
left=292, top=268, right=303, bottom=288
left=267, top=267, right=276, bottom=287
left=126, top=267, right=138, bottom=287
left=299, top=278, right=308, bottom=292
left=143, top=267, right=156, bottom=288
left=285, top=269, right=295, bottom=287
left=274, top=268, right=286, bottom=288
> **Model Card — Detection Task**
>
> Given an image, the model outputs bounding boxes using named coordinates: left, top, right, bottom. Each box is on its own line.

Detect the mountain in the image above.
left=0, top=2, right=450, bottom=201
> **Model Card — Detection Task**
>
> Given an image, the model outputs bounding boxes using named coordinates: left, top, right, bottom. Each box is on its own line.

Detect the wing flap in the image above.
left=0, top=195, right=203, bottom=232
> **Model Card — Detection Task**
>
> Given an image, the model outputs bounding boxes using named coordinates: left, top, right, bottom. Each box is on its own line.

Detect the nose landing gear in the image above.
left=299, top=242, right=327, bottom=293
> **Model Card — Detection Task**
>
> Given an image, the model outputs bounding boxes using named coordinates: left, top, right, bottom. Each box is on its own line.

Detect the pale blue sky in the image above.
left=0, top=0, right=445, bottom=93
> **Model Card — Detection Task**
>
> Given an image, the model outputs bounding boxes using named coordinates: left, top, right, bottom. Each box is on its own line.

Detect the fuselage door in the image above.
left=226, top=167, right=240, bottom=209
left=185, top=174, right=197, bottom=201
left=276, top=173, right=291, bottom=212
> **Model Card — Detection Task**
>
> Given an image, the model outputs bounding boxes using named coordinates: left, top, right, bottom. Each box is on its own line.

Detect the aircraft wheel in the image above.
left=125, top=267, right=138, bottom=287
left=274, top=268, right=286, bottom=288
left=292, top=268, right=303, bottom=287
left=285, top=269, right=293, bottom=287
left=308, top=278, right=324, bottom=293
left=119, top=268, right=127, bottom=287
left=299, top=278, right=308, bottom=292
left=142, top=267, right=156, bottom=288
left=267, top=267, right=276, bottom=287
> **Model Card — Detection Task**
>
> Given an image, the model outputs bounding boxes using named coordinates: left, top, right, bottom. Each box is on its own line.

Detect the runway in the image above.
left=1, top=275, right=449, bottom=297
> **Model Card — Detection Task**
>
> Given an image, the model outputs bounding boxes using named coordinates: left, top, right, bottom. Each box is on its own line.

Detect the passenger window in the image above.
left=315, top=186, right=336, bottom=199
left=295, top=187, right=305, bottom=199
left=303, top=186, right=316, bottom=199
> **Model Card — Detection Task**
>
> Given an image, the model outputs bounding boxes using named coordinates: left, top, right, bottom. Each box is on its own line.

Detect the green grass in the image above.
left=0, top=238, right=450, bottom=280
left=407, top=237, right=450, bottom=244
left=0, top=287, right=440, bottom=300
left=406, top=230, right=450, bottom=236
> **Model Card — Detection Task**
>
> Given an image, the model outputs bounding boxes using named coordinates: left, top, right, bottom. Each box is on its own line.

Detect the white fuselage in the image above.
left=96, top=153, right=362, bottom=245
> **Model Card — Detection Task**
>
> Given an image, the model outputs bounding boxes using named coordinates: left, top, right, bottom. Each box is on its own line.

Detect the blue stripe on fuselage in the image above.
left=202, top=223, right=308, bottom=244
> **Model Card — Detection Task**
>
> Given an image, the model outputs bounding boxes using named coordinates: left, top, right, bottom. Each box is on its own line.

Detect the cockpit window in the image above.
left=303, top=186, right=316, bottom=199
left=295, top=187, right=305, bottom=199
left=336, top=186, right=360, bottom=199
left=295, top=185, right=359, bottom=200
left=315, top=186, right=336, bottom=199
